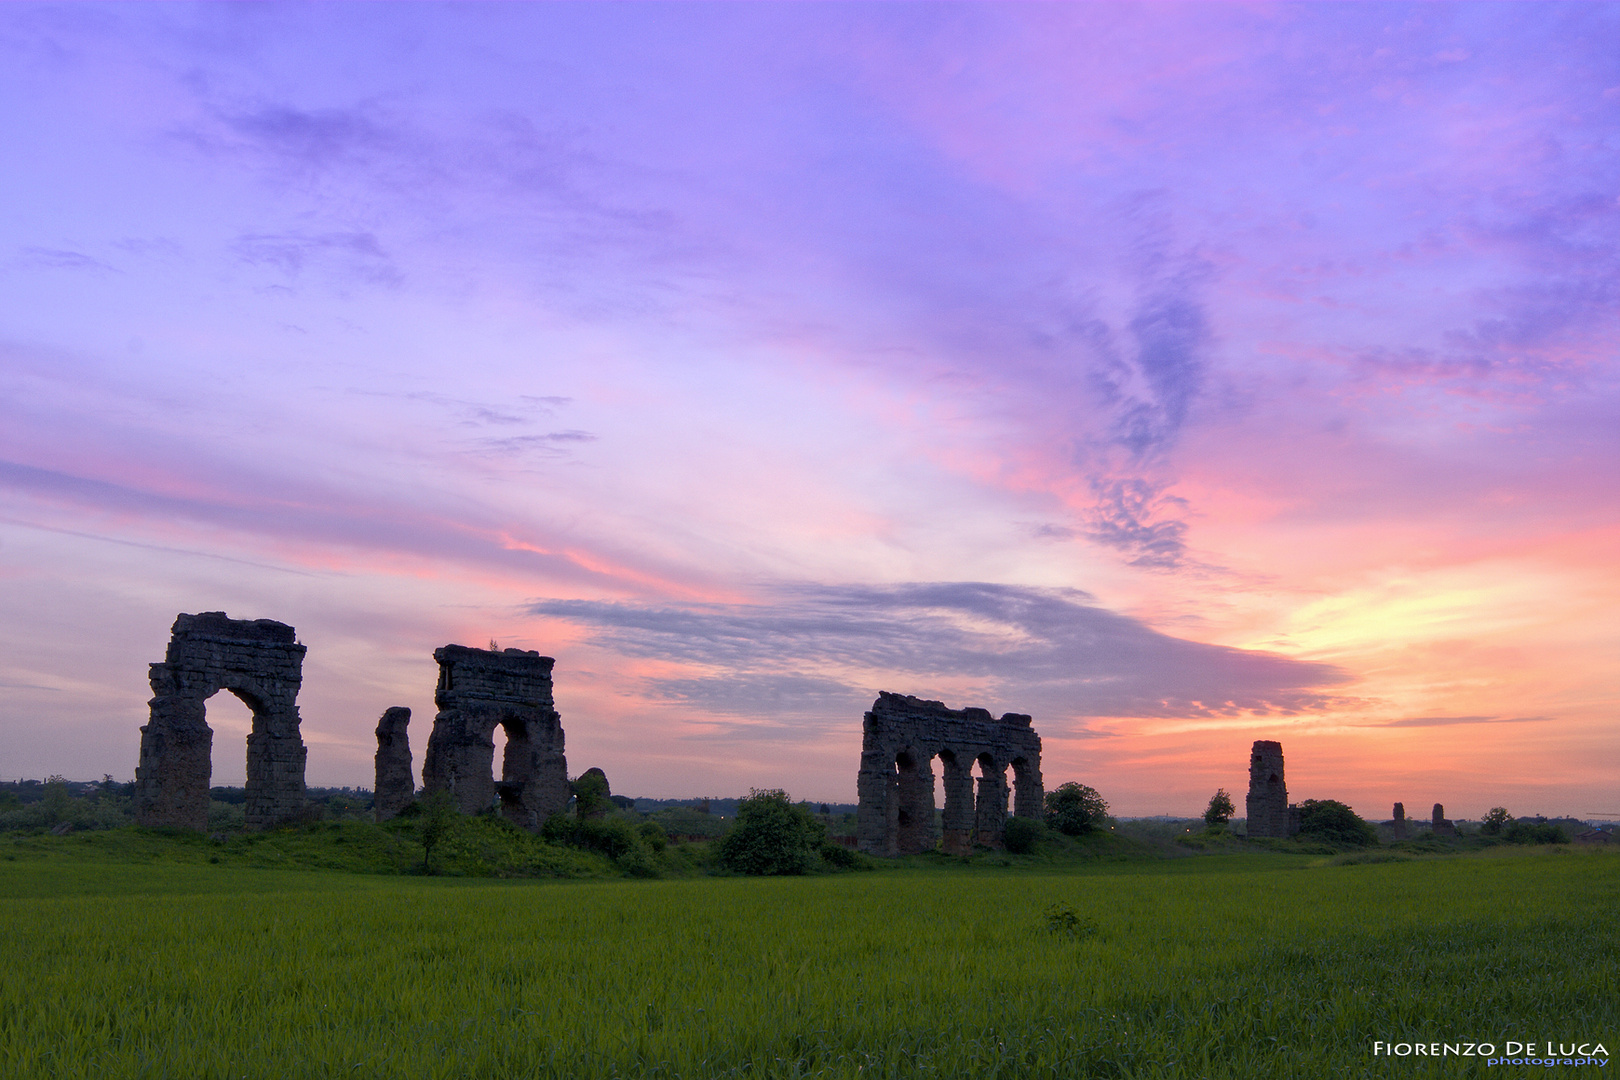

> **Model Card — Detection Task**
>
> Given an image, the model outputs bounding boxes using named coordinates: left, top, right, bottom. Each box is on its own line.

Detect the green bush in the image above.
left=1481, top=807, right=1512, bottom=836
left=716, top=790, right=825, bottom=875
left=637, top=820, right=668, bottom=852
left=1002, top=816, right=1044, bottom=854
left=817, top=841, right=872, bottom=870
left=543, top=814, right=643, bottom=859
left=1294, top=799, right=1378, bottom=848
left=1504, top=822, right=1568, bottom=845
left=1044, top=783, right=1108, bottom=836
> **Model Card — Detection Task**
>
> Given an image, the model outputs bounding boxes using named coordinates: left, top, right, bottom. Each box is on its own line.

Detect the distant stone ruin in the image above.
left=1245, top=740, right=1299, bottom=838
left=373, top=706, right=414, bottom=821
left=856, top=692, right=1043, bottom=856
left=1391, top=801, right=1407, bottom=838
left=421, top=645, right=569, bottom=829
left=1431, top=802, right=1457, bottom=836
left=134, top=612, right=308, bottom=831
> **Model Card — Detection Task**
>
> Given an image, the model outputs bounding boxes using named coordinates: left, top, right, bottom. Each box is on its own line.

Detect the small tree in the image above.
left=1481, top=807, right=1512, bottom=836
left=572, top=769, right=613, bottom=820
left=1294, top=799, right=1377, bottom=847
left=1204, top=788, right=1236, bottom=827
left=1044, top=782, right=1109, bottom=836
left=717, top=789, right=826, bottom=875
left=419, top=789, right=456, bottom=874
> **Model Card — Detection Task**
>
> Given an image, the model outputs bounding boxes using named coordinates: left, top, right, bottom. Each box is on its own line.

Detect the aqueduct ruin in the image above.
left=420, top=644, right=571, bottom=829
left=134, top=612, right=309, bottom=830
left=856, top=692, right=1044, bottom=855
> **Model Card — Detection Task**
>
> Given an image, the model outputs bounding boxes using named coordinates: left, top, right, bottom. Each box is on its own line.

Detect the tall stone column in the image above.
left=939, top=754, right=976, bottom=855
left=374, top=706, right=414, bottom=821
left=974, top=761, right=1008, bottom=846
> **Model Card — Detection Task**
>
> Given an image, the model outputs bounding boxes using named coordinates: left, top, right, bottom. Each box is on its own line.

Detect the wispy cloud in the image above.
left=1368, top=715, right=1556, bottom=729
left=533, top=582, right=1354, bottom=724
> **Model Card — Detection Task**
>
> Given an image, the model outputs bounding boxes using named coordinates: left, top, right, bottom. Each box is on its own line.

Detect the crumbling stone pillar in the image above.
left=135, top=612, right=308, bottom=831
left=421, top=645, right=569, bottom=829
left=1391, top=801, right=1407, bottom=839
left=938, top=752, right=976, bottom=855
left=1245, top=740, right=1291, bottom=838
left=373, top=706, right=414, bottom=821
left=974, top=758, right=1009, bottom=845
left=856, top=692, right=1043, bottom=856
left=1431, top=802, right=1456, bottom=836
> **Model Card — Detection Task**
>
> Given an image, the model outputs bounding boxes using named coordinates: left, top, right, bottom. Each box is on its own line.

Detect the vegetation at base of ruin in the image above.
left=1043, top=780, right=1110, bottom=836
left=1293, top=798, right=1379, bottom=848
left=0, top=846, right=1614, bottom=1079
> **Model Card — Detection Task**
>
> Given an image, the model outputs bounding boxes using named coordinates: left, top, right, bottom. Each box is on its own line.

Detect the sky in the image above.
left=1, top=2, right=1616, bottom=818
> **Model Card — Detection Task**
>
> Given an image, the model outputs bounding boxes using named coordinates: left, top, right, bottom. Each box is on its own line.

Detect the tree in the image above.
left=717, top=789, right=826, bottom=875
left=418, top=789, right=456, bottom=874
left=1044, top=782, right=1109, bottom=836
left=571, top=768, right=613, bottom=820
left=1481, top=807, right=1512, bottom=836
left=1294, top=799, right=1377, bottom=847
left=1204, top=789, right=1236, bottom=827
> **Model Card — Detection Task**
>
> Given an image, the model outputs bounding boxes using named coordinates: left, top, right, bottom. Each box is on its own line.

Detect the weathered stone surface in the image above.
left=1245, top=740, right=1294, bottom=838
left=373, top=706, right=414, bottom=821
left=1391, top=801, right=1408, bottom=838
left=135, top=612, right=308, bottom=831
left=1431, top=802, right=1456, bottom=836
left=421, top=645, right=569, bottom=829
left=856, top=692, right=1043, bottom=856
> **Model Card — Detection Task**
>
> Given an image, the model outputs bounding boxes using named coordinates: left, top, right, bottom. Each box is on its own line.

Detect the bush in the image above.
left=637, top=820, right=668, bottom=853
left=1204, top=788, right=1235, bottom=827
left=1002, top=815, right=1044, bottom=853
left=716, top=789, right=825, bottom=875
left=1481, top=807, right=1512, bottom=836
left=543, top=813, right=642, bottom=859
left=1504, top=822, right=1568, bottom=845
left=1295, top=799, right=1378, bottom=848
left=818, top=842, right=872, bottom=870
left=1044, top=783, right=1108, bottom=836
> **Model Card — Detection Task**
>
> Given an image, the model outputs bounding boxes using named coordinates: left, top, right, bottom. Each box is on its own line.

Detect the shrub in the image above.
left=418, top=789, right=457, bottom=873
left=818, top=841, right=866, bottom=869
left=716, top=789, right=825, bottom=875
left=637, top=820, right=668, bottom=852
left=1204, top=788, right=1235, bottom=827
left=1504, top=821, right=1568, bottom=845
left=1002, top=815, right=1044, bottom=853
left=1295, top=799, right=1378, bottom=848
left=1481, top=807, right=1512, bottom=836
left=1044, top=783, right=1109, bottom=836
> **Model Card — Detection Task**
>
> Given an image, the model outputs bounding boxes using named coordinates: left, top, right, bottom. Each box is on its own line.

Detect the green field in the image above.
left=1, top=839, right=1614, bottom=1079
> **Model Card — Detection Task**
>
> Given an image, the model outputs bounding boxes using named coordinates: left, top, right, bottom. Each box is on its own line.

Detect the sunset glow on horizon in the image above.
left=1, top=3, right=1616, bottom=819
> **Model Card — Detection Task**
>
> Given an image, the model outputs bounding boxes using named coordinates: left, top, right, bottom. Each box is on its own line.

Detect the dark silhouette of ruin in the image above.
left=1391, top=801, right=1407, bottom=838
left=134, top=612, right=308, bottom=830
left=1245, top=740, right=1300, bottom=838
left=373, top=706, right=414, bottom=821
left=421, top=645, right=570, bottom=829
left=1431, top=802, right=1457, bottom=836
left=856, top=692, right=1043, bottom=856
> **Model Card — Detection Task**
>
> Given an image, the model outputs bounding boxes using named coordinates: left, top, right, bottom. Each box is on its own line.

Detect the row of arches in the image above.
left=886, top=747, right=1041, bottom=856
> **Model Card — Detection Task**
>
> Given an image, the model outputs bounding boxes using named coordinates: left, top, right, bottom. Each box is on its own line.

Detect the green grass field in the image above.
left=1, top=837, right=1614, bottom=1079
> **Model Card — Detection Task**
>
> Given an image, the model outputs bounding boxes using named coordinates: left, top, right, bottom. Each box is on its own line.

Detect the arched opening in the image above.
left=891, top=749, right=936, bottom=854
left=203, top=688, right=257, bottom=787
left=489, top=722, right=509, bottom=812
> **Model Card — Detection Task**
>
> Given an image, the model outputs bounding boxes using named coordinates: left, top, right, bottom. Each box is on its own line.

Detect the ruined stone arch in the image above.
left=134, top=612, right=308, bottom=830
left=857, top=693, right=1043, bottom=856
left=421, top=645, right=570, bottom=830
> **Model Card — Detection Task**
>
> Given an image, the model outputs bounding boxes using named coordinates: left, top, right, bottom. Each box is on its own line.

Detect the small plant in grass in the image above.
left=1043, top=902, right=1100, bottom=939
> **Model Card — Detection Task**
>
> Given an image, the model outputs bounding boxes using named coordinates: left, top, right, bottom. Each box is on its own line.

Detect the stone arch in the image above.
left=134, top=612, right=308, bottom=830
left=421, top=645, right=569, bottom=830
left=1010, top=754, right=1044, bottom=821
left=856, top=693, right=1044, bottom=856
